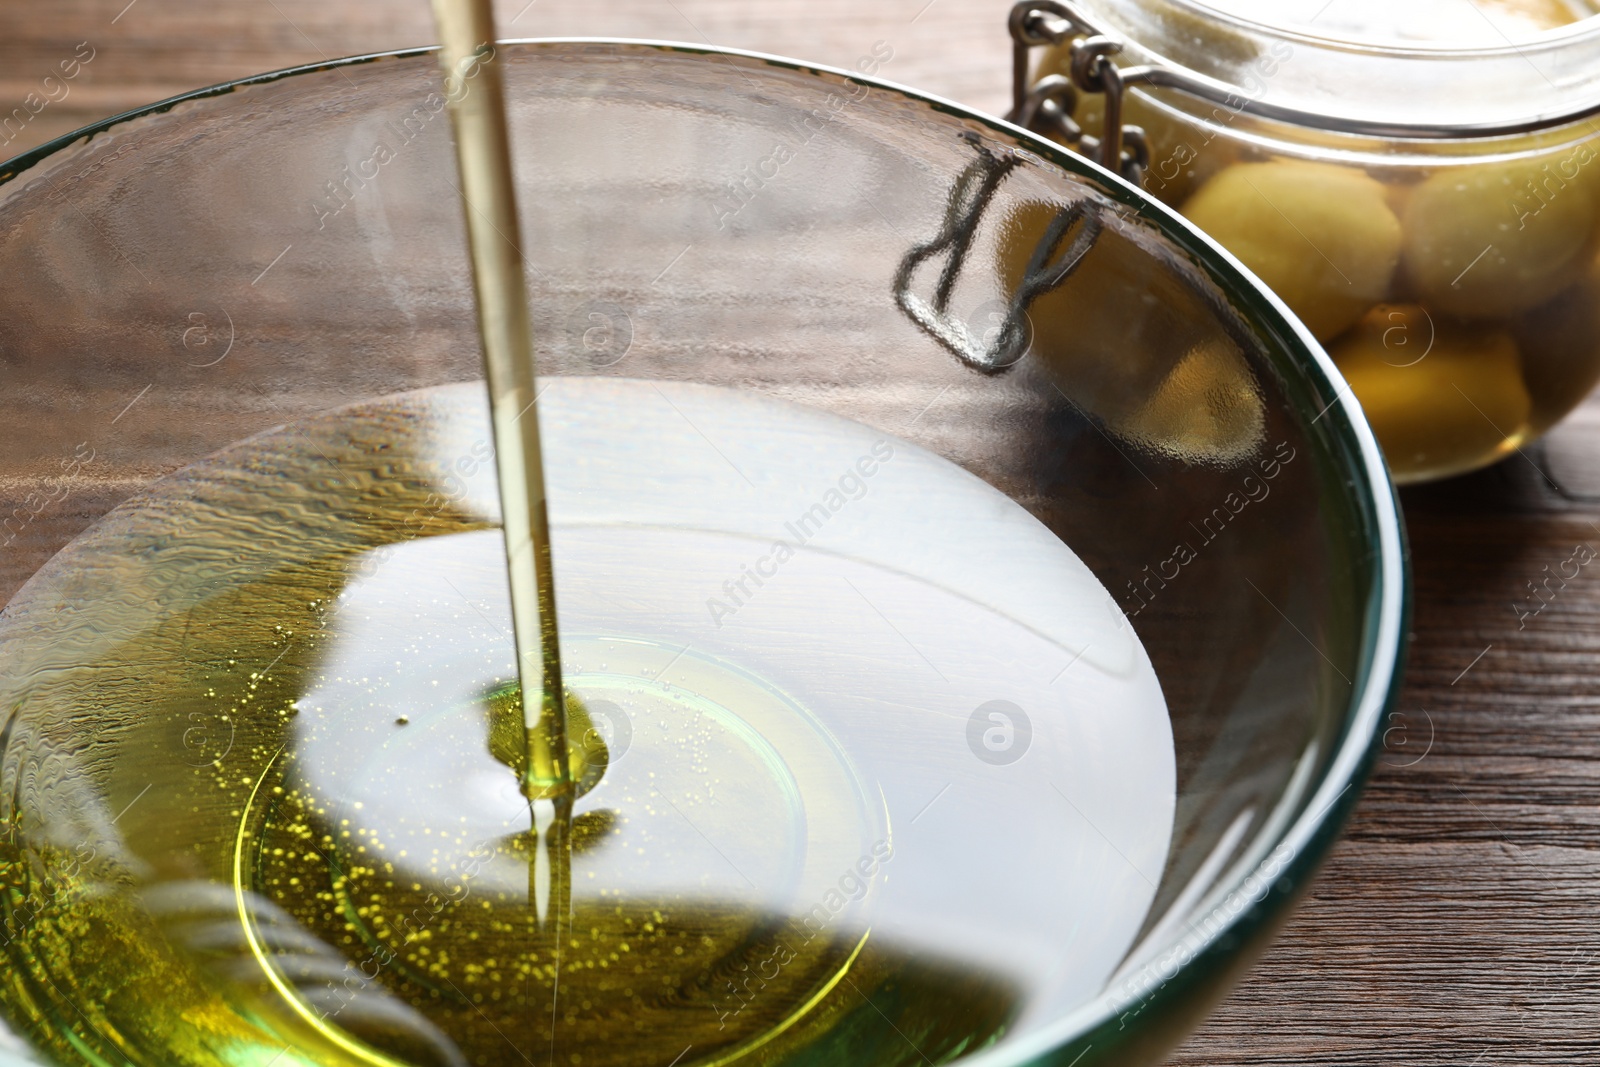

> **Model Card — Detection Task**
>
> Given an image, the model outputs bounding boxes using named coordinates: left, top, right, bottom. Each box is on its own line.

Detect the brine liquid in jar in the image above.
left=1036, top=0, right=1600, bottom=482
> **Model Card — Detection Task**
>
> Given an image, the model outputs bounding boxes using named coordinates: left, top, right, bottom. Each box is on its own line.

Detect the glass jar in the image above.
left=1009, top=0, right=1600, bottom=482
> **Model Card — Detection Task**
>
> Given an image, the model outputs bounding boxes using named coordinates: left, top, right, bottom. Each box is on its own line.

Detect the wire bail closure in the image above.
left=1006, top=1, right=1149, bottom=185
left=1006, top=0, right=1600, bottom=150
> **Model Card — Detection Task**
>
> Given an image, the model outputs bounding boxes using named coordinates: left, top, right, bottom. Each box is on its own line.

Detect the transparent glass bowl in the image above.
left=0, top=40, right=1405, bottom=1067
left=1037, top=0, right=1600, bottom=483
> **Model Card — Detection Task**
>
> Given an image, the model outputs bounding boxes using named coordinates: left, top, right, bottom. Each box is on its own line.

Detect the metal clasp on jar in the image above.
left=1006, top=2, right=1151, bottom=185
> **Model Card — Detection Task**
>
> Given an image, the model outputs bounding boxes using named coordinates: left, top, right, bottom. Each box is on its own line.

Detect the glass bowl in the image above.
left=0, top=40, right=1406, bottom=1067
left=1022, top=0, right=1600, bottom=483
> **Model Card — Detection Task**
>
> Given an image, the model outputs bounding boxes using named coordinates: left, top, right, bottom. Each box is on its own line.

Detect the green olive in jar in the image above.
left=1401, top=152, right=1600, bottom=318
left=1181, top=161, right=1403, bottom=341
left=1330, top=304, right=1531, bottom=478
left=997, top=199, right=1265, bottom=464
left=1514, top=248, right=1600, bottom=426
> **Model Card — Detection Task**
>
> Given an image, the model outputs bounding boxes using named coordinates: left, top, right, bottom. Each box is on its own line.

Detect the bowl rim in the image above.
left=0, top=37, right=1409, bottom=1066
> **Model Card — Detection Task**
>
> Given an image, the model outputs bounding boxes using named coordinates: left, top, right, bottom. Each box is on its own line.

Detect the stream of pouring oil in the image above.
left=427, top=0, right=573, bottom=927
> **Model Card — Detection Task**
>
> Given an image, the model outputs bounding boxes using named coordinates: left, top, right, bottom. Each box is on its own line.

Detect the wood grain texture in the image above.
left=1173, top=451, right=1600, bottom=1065
left=4, top=2, right=1600, bottom=1064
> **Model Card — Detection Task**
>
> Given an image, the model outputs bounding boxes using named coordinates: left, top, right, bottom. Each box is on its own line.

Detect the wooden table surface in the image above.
left=5, top=2, right=1600, bottom=1064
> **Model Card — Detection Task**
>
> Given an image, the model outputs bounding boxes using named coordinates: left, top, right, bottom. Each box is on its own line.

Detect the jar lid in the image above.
left=1040, top=0, right=1600, bottom=137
